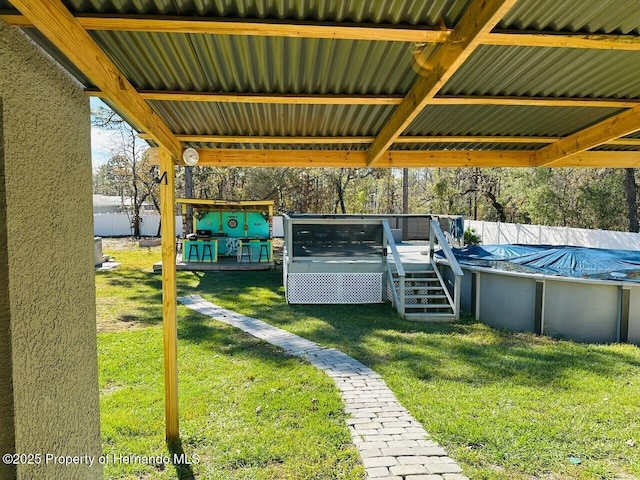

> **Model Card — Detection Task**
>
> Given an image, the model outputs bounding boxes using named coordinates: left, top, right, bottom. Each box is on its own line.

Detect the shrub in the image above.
left=464, top=227, right=481, bottom=245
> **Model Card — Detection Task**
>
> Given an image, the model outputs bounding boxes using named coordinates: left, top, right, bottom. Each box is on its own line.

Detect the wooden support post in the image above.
left=159, top=147, right=179, bottom=442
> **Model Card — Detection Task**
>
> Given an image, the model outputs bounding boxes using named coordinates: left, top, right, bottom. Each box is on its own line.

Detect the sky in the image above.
left=90, top=97, right=115, bottom=169
left=90, top=97, right=149, bottom=171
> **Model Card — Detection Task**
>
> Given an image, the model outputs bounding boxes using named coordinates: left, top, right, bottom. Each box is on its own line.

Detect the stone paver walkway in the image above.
left=179, top=295, right=468, bottom=480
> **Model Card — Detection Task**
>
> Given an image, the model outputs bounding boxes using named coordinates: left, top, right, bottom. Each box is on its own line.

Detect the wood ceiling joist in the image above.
left=535, top=105, right=640, bottom=166
left=164, top=134, right=557, bottom=144
left=158, top=134, right=640, bottom=147
left=429, top=96, right=640, bottom=109
left=0, top=13, right=449, bottom=43
left=4, top=13, right=640, bottom=51
left=137, top=91, right=404, bottom=105
left=485, top=32, right=640, bottom=51
left=166, top=135, right=374, bottom=144
left=147, top=147, right=640, bottom=168
left=104, top=90, right=639, bottom=109
left=6, top=1, right=182, bottom=158
left=366, top=0, right=520, bottom=166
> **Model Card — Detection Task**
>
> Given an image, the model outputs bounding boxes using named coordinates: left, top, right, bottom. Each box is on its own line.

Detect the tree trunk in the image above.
left=131, top=213, right=141, bottom=238
left=483, top=190, right=507, bottom=222
left=625, top=168, right=639, bottom=232
left=184, top=166, right=194, bottom=236
left=335, top=180, right=347, bottom=214
left=402, top=168, right=409, bottom=214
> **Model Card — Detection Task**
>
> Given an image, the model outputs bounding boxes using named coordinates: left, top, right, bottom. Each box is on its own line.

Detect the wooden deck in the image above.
left=153, top=240, right=426, bottom=272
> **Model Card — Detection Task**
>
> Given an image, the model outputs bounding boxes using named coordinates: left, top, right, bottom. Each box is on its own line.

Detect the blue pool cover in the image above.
left=440, top=244, right=640, bottom=282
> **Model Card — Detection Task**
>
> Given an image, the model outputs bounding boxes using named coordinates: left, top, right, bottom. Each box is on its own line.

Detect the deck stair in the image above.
left=383, top=219, right=463, bottom=322
left=391, top=267, right=456, bottom=321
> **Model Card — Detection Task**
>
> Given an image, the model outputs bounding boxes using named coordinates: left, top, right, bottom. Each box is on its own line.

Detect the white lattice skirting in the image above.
left=286, top=272, right=383, bottom=304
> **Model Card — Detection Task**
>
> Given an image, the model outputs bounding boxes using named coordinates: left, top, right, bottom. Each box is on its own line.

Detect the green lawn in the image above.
left=97, top=243, right=362, bottom=479
left=98, top=242, right=640, bottom=479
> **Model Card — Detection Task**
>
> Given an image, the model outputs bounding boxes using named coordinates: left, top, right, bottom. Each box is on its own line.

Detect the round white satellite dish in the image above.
left=182, top=147, right=199, bottom=166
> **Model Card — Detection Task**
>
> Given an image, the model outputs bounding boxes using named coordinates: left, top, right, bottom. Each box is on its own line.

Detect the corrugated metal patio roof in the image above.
left=499, top=0, right=640, bottom=34
left=2, top=0, right=640, bottom=167
left=442, top=46, right=640, bottom=98
left=2, top=0, right=473, bottom=25
left=91, top=31, right=419, bottom=94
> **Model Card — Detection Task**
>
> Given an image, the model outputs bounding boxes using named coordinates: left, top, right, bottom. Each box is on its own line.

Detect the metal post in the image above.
left=475, top=272, right=481, bottom=320
left=160, top=148, right=179, bottom=443
left=399, top=276, right=405, bottom=317
left=620, top=287, right=631, bottom=343
left=429, top=229, right=435, bottom=260
left=454, top=275, right=461, bottom=320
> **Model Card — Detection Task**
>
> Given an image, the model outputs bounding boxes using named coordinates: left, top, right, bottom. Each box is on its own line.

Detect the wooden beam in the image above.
left=138, top=91, right=403, bottom=105
left=397, top=136, right=556, bottom=144
left=613, top=138, right=640, bottom=146
left=550, top=151, right=640, bottom=168
left=162, top=134, right=558, bottom=144
left=196, top=149, right=368, bottom=168
left=6, top=12, right=640, bottom=50
left=0, top=12, right=32, bottom=26
left=189, top=148, right=536, bottom=168
left=6, top=1, right=182, bottom=159
left=485, top=32, right=640, bottom=51
left=0, top=13, right=450, bottom=43
left=148, top=147, right=640, bottom=168
left=159, top=147, right=179, bottom=442
left=535, top=105, right=640, bottom=166
left=130, top=91, right=640, bottom=109
left=429, top=96, right=640, bottom=109
left=169, top=135, right=373, bottom=144
left=143, top=133, right=640, bottom=147
left=377, top=150, right=535, bottom=168
left=366, top=0, right=519, bottom=165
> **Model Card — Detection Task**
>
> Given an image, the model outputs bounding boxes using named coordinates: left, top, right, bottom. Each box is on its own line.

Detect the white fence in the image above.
left=466, top=220, right=640, bottom=250
left=94, top=214, right=286, bottom=237
left=94, top=214, right=182, bottom=237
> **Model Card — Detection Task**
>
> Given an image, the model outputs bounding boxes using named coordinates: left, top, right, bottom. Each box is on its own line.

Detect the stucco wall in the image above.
left=0, top=21, right=102, bottom=480
left=0, top=99, right=17, bottom=480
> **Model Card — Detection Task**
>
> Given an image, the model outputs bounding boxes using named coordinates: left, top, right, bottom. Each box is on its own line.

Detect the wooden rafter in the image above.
left=136, top=91, right=404, bottom=105
left=485, top=32, right=640, bottom=51
left=6, top=1, right=182, bottom=158
left=155, top=135, right=375, bottom=144
left=5, top=13, right=640, bottom=51
left=168, top=135, right=558, bottom=144
left=366, top=0, right=519, bottom=166
left=140, top=134, right=640, bottom=147
left=535, top=105, right=640, bottom=166
left=0, top=13, right=449, bottom=43
left=429, top=96, right=640, bottom=109
left=93, top=90, right=640, bottom=109
left=147, top=148, right=640, bottom=168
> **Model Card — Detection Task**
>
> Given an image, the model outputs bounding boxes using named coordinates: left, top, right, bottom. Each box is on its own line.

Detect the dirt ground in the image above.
left=100, top=237, right=141, bottom=251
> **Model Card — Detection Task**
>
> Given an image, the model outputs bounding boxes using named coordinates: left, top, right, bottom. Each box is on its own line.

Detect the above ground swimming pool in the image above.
left=436, top=244, right=640, bottom=345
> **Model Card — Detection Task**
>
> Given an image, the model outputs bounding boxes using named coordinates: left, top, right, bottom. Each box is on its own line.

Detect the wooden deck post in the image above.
left=159, top=147, right=179, bottom=442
